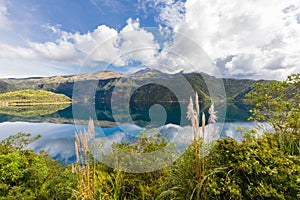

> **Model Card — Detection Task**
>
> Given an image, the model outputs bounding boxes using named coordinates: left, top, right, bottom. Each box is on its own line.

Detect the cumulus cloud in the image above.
left=1, top=0, right=299, bottom=79
left=68, top=24, right=119, bottom=64
left=26, top=23, right=120, bottom=65
left=170, top=0, right=300, bottom=80
left=135, top=0, right=300, bottom=79
left=0, top=18, right=161, bottom=69
left=116, top=18, right=160, bottom=66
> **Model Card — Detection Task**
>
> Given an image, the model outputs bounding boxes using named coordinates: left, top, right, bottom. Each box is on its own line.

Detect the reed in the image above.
left=201, top=112, right=205, bottom=178
left=73, top=118, right=95, bottom=199
left=187, top=95, right=219, bottom=185
left=187, top=94, right=201, bottom=180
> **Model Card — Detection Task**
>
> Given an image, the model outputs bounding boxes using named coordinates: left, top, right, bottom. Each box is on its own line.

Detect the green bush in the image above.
left=204, top=133, right=300, bottom=200
left=0, top=133, right=76, bottom=200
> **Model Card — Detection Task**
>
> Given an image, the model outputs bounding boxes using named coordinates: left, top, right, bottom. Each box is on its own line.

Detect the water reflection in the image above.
left=0, top=102, right=261, bottom=164
left=0, top=102, right=252, bottom=126
left=0, top=121, right=272, bottom=164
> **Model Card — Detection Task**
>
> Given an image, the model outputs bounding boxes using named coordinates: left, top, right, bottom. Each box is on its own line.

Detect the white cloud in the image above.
left=0, top=19, right=161, bottom=70
left=153, top=32, right=215, bottom=74
left=29, top=41, right=80, bottom=62
left=0, top=44, right=37, bottom=59
left=134, top=0, right=300, bottom=78
left=79, top=18, right=160, bottom=67
left=1, top=0, right=299, bottom=80
left=116, top=18, right=160, bottom=66
left=170, top=0, right=300, bottom=79
left=138, top=0, right=186, bottom=28
left=153, top=0, right=186, bottom=28
left=70, top=24, right=119, bottom=64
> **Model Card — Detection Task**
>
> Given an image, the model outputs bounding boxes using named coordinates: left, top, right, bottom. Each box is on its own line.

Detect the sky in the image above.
left=0, top=0, right=299, bottom=80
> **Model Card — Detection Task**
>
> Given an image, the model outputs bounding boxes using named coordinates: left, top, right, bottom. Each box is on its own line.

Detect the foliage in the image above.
left=159, top=74, right=300, bottom=199
left=246, top=73, right=299, bottom=134
left=0, top=132, right=41, bottom=153
left=99, top=131, right=170, bottom=199
left=158, top=98, right=217, bottom=200
left=102, top=129, right=171, bottom=172
left=72, top=126, right=170, bottom=200
left=158, top=131, right=300, bottom=200
left=0, top=133, right=76, bottom=200
left=157, top=141, right=208, bottom=200
left=246, top=73, right=300, bottom=155
left=204, top=132, right=300, bottom=200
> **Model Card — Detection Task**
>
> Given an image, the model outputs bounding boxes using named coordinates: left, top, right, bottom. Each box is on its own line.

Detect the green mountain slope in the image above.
left=0, top=70, right=266, bottom=103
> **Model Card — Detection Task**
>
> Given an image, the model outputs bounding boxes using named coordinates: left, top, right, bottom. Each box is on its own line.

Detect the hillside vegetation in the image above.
left=0, top=90, right=71, bottom=106
left=0, top=70, right=265, bottom=103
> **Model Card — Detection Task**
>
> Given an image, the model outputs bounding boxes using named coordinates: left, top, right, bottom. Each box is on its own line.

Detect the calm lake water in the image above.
left=0, top=102, right=272, bottom=164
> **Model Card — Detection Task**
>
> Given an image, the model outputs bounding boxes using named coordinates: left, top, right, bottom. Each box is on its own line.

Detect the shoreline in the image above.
left=0, top=101, right=71, bottom=107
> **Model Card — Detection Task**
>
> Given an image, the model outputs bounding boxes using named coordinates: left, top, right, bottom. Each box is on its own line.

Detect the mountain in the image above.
left=0, top=70, right=262, bottom=104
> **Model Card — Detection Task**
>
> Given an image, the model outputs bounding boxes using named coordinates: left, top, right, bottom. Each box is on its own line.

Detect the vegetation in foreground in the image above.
left=0, top=74, right=299, bottom=199
left=0, top=133, right=76, bottom=199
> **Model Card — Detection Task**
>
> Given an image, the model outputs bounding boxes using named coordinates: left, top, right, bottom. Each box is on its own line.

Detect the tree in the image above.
left=0, top=133, right=77, bottom=200
left=246, top=74, right=300, bottom=155
left=245, top=73, right=299, bottom=134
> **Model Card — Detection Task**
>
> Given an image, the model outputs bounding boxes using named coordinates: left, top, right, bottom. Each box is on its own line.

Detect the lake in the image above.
left=0, top=102, right=272, bottom=164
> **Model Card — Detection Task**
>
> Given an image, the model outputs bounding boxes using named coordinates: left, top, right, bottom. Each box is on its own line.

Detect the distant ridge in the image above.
left=133, top=68, right=162, bottom=75
left=0, top=70, right=263, bottom=102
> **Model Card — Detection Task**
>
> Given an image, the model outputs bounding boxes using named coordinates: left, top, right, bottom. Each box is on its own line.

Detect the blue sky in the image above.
left=0, top=0, right=299, bottom=80
left=5, top=0, right=158, bottom=37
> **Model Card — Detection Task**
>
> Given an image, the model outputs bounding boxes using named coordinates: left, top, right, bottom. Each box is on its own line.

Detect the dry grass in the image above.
left=72, top=118, right=95, bottom=199
left=187, top=94, right=219, bottom=181
left=187, top=93, right=203, bottom=180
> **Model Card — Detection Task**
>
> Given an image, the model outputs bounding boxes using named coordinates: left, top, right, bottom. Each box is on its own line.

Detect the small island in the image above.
left=0, top=89, right=71, bottom=106
left=0, top=90, right=71, bottom=117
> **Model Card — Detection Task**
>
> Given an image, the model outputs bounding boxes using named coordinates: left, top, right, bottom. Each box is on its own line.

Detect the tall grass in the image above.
left=158, top=93, right=219, bottom=199
left=72, top=120, right=169, bottom=199
left=72, top=95, right=220, bottom=199
left=187, top=94, right=201, bottom=180
left=72, top=119, right=95, bottom=199
left=187, top=93, right=218, bottom=180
